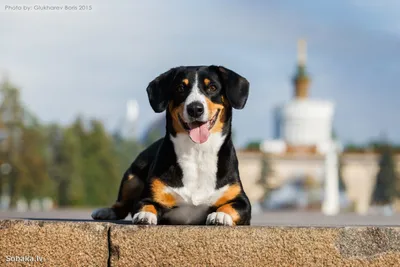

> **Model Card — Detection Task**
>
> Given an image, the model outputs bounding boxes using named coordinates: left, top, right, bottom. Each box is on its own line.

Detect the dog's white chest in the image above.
left=169, top=133, right=227, bottom=206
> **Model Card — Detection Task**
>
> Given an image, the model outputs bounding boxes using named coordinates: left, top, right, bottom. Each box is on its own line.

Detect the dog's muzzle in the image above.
left=186, top=101, right=204, bottom=119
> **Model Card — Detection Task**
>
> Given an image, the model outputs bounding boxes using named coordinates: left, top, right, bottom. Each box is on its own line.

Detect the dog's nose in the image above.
left=187, top=101, right=204, bottom=118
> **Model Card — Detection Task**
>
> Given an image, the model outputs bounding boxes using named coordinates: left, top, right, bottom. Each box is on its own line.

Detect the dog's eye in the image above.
left=207, top=85, right=217, bottom=92
left=176, top=84, right=185, bottom=93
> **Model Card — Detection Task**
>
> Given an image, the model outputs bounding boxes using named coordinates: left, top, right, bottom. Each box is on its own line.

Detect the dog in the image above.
left=92, top=65, right=251, bottom=225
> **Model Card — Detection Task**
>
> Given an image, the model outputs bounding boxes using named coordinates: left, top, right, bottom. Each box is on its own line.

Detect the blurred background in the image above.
left=0, top=0, right=399, bottom=224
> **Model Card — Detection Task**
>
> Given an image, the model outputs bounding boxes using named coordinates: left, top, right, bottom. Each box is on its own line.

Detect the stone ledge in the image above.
left=1, top=220, right=399, bottom=267
left=0, top=220, right=109, bottom=266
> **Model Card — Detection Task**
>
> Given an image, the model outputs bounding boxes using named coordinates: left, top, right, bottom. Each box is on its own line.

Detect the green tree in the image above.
left=373, top=145, right=398, bottom=205
left=338, top=154, right=346, bottom=192
left=112, top=131, right=143, bottom=176
left=47, top=125, right=67, bottom=206
left=80, top=119, right=120, bottom=206
left=0, top=79, right=25, bottom=208
left=63, top=126, right=84, bottom=205
left=46, top=122, right=84, bottom=207
left=344, top=143, right=364, bottom=153
left=245, top=140, right=261, bottom=151
left=48, top=118, right=121, bottom=207
left=19, top=125, right=50, bottom=206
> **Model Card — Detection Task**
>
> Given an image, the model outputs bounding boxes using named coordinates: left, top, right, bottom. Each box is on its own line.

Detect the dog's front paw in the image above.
left=92, top=208, right=118, bottom=220
left=132, top=211, right=157, bottom=225
left=206, top=212, right=233, bottom=226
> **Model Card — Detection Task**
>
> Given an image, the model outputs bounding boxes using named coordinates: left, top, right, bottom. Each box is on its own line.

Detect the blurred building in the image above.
left=239, top=150, right=400, bottom=214
left=238, top=40, right=399, bottom=214
left=262, top=39, right=335, bottom=155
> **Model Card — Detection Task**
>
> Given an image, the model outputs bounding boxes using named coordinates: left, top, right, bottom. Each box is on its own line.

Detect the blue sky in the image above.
left=1, top=0, right=399, bottom=147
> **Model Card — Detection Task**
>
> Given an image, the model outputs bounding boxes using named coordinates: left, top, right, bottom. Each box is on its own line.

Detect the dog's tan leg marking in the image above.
left=151, top=178, right=177, bottom=208
left=141, top=204, right=157, bottom=215
left=213, top=183, right=241, bottom=207
left=217, top=204, right=240, bottom=224
left=208, top=184, right=241, bottom=225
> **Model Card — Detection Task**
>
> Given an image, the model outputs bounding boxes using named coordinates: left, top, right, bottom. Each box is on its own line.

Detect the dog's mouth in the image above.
left=178, top=109, right=220, bottom=144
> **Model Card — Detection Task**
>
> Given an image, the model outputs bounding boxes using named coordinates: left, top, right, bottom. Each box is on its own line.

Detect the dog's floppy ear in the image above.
left=212, top=66, right=249, bottom=109
left=146, top=68, right=178, bottom=113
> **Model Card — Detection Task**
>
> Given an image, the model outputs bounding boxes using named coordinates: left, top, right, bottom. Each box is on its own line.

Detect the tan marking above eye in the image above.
left=182, top=79, right=189, bottom=86
left=204, top=78, right=210, bottom=86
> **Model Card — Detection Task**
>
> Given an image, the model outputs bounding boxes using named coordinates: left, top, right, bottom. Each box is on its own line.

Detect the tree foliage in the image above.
left=245, top=140, right=261, bottom=151
left=0, top=78, right=144, bottom=208
left=19, top=126, right=50, bottom=204
left=372, top=145, right=399, bottom=205
left=80, top=119, right=120, bottom=206
left=344, top=142, right=400, bottom=153
left=113, top=131, right=144, bottom=177
left=338, top=154, right=346, bottom=192
left=0, top=79, right=25, bottom=208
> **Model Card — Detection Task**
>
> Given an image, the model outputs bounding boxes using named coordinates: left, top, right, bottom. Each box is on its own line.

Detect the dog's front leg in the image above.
left=132, top=178, right=176, bottom=225
left=132, top=201, right=163, bottom=225
left=207, top=185, right=251, bottom=226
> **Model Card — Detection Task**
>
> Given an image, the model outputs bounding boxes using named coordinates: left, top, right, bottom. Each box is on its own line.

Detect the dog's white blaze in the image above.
left=169, top=132, right=227, bottom=206
left=183, top=73, right=209, bottom=122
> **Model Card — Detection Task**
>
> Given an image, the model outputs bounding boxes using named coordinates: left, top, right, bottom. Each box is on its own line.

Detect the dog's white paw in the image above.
left=206, top=212, right=233, bottom=226
left=91, top=208, right=118, bottom=220
left=132, top=211, right=157, bottom=225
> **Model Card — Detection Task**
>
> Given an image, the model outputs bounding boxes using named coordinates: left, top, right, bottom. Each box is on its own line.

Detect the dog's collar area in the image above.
left=178, top=109, right=220, bottom=132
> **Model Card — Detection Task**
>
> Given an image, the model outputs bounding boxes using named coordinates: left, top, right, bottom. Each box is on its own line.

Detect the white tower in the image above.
left=282, top=39, right=335, bottom=148
left=321, top=141, right=341, bottom=215
left=123, top=99, right=139, bottom=139
left=261, top=39, right=341, bottom=214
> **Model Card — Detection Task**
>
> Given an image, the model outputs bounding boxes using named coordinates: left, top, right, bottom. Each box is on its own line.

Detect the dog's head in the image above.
left=146, top=65, right=249, bottom=144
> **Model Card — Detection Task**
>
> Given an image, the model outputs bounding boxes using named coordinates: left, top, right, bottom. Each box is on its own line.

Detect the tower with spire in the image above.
left=260, top=38, right=341, bottom=215
left=261, top=38, right=335, bottom=152
left=293, top=39, right=311, bottom=99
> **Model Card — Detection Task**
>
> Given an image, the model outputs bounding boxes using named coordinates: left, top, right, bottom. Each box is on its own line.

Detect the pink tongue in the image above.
left=189, top=123, right=210, bottom=144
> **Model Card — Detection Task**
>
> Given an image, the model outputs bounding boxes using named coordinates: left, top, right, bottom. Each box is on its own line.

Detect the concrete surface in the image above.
left=1, top=209, right=400, bottom=226
left=1, top=219, right=400, bottom=266
left=0, top=220, right=109, bottom=267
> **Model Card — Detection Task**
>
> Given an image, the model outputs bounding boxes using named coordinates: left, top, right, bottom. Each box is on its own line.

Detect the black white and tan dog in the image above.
left=92, top=65, right=252, bottom=225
